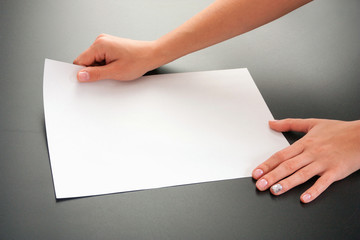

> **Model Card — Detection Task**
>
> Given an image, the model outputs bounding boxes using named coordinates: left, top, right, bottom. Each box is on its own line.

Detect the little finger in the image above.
left=300, top=172, right=336, bottom=203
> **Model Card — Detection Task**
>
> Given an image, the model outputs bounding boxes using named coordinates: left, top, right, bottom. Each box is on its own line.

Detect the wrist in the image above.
left=150, top=34, right=193, bottom=70
left=149, top=39, right=177, bottom=70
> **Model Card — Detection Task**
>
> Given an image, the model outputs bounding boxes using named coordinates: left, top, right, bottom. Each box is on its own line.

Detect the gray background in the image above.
left=1, top=0, right=359, bottom=239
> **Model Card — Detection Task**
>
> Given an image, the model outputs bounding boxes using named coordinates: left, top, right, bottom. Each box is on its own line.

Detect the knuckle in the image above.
left=281, top=161, right=297, bottom=173
left=273, top=151, right=286, bottom=161
left=332, top=166, right=346, bottom=179
left=287, top=118, right=295, bottom=126
left=95, top=35, right=109, bottom=45
left=287, top=118, right=301, bottom=129
left=297, top=168, right=312, bottom=180
left=321, top=173, right=336, bottom=185
left=260, top=162, right=272, bottom=172
left=96, top=33, right=108, bottom=39
left=91, top=69, right=101, bottom=81
left=302, top=137, right=315, bottom=147
left=310, top=175, right=334, bottom=197
left=296, top=141, right=305, bottom=150
left=264, top=173, right=276, bottom=185
left=311, top=186, right=320, bottom=197
left=95, top=37, right=106, bottom=45
left=311, top=144, right=330, bottom=155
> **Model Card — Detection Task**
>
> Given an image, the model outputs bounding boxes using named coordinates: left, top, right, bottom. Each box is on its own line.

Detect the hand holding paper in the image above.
left=73, top=34, right=157, bottom=82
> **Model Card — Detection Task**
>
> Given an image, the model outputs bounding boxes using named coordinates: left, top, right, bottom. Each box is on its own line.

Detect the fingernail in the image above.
left=253, top=169, right=264, bottom=179
left=257, top=179, right=268, bottom=190
left=302, top=193, right=311, bottom=203
left=271, top=184, right=283, bottom=194
left=78, top=71, right=89, bottom=82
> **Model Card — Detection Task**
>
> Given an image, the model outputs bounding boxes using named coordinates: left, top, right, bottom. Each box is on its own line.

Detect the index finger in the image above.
left=73, top=44, right=100, bottom=66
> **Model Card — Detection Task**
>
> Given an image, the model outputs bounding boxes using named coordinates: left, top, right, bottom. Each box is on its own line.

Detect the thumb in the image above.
left=269, top=118, right=318, bottom=133
left=77, top=65, right=114, bottom=82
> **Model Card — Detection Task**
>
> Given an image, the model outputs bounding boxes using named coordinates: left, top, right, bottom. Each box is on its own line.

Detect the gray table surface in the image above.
left=1, top=0, right=359, bottom=239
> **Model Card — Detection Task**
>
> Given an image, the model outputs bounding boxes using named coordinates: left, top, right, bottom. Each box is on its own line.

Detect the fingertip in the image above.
left=270, top=183, right=283, bottom=195
left=300, top=174, right=333, bottom=203
left=269, top=119, right=278, bottom=128
left=300, top=193, right=312, bottom=203
left=77, top=70, right=90, bottom=82
left=256, top=178, right=268, bottom=191
left=252, top=168, right=264, bottom=179
left=269, top=119, right=289, bottom=131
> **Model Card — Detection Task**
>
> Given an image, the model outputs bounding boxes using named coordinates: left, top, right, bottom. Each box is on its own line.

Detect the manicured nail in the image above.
left=302, top=193, right=311, bottom=203
left=78, top=71, right=89, bottom=82
left=253, top=169, right=264, bottom=179
left=257, top=179, right=268, bottom=190
left=271, top=184, right=283, bottom=194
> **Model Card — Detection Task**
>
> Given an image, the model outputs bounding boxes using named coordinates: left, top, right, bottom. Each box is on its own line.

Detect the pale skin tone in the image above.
left=73, top=0, right=360, bottom=203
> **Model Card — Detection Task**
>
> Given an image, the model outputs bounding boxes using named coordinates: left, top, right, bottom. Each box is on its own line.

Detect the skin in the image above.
left=254, top=119, right=360, bottom=203
left=73, top=0, right=312, bottom=82
left=73, top=0, right=360, bottom=203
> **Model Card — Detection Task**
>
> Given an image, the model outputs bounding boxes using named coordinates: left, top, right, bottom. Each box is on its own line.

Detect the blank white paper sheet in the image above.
left=43, top=59, right=289, bottom=199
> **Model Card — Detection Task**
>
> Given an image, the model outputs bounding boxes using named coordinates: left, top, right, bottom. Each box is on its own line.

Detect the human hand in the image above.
left=73, top=34, right=161, bottom=82
left=252, top=118, right=360, bottom=203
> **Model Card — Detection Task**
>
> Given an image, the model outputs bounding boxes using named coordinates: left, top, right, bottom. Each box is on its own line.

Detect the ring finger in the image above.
left=256, top=153, right=312, bottom=191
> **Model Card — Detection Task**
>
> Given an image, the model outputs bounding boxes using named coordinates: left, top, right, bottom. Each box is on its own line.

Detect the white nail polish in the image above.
left=302, top=193, right=311, bottom=203
left=79, top=71, right=89, bottom=82
left=271, top=184, right=283, bottom=194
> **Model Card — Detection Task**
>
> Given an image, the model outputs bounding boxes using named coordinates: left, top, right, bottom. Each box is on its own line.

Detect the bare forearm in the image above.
left=153, top=0, right=312, bottom=67
left=74, top=0, right=312, bottom=82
